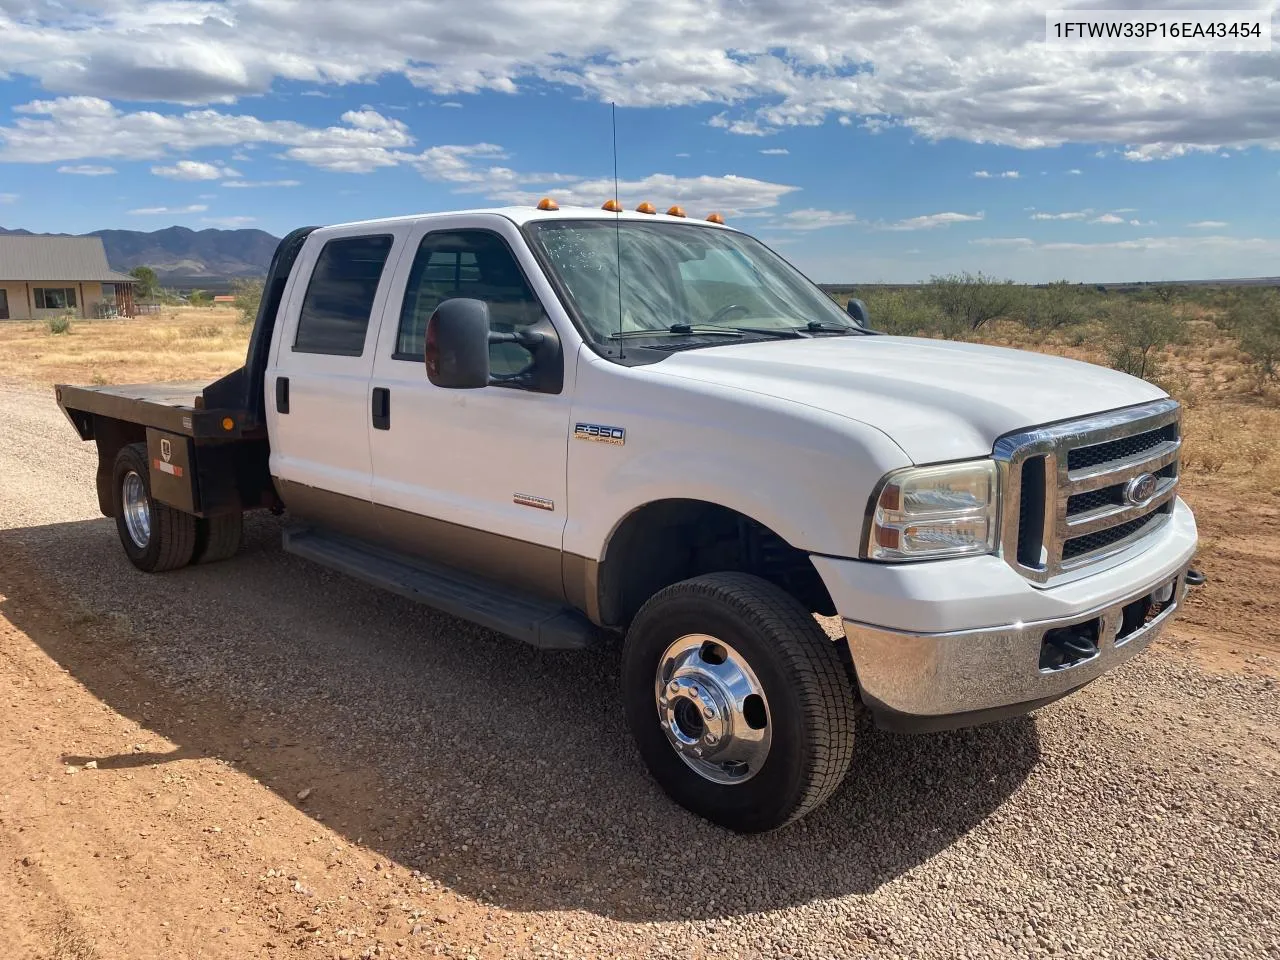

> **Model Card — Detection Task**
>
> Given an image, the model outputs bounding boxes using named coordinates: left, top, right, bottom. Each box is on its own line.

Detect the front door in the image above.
left=368, top=218, right=574, bottom=601
left=266, top=229, right=406, bottom=513
left=0, top=289, right=8, bottom=320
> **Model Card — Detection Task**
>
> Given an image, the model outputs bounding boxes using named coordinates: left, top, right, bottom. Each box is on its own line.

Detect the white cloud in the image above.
left=57, top=164, right=116, bottom=175
left=1031, top=210, right=1090, bottom=221
left=222, top=179, right=301, bottom=188
left=1189, top=220, right=1228, bottom=228
left=970, top=237, right=1034, bottom=247
left=439, top=101, right=463, bottom=108
left=0, top=193, right=17, bottom=204
left=1091, top=213, right=1126, bottom=224
left=759, top=148, right=789, bottom=155
left=885, top=211, right=984, bottom=231
left=129, top=204, right=209, bottom=215
left=972, top=170, right=1019, bottom=179
left=0, top=98, right=415, bottom=171
left=774, top=209, right=857, bottom=230
left=674, top=152, right=690, bottom=158
left=202, top=215, right=257, bottom=226
left=2, top=1, right=1277, bottom=158
left=1067, top=168, right=1082, bottom=175
left=152, top=159, right=240, bottom=180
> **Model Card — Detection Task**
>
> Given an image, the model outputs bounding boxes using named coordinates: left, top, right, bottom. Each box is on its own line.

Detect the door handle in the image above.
left=372, top=387, right=390, bottom=430
left=275, top=376, right=290, bottom=414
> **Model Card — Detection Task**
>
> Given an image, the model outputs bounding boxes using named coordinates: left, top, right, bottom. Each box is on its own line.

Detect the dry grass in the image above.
left=0, top=307, right=249, bottom=386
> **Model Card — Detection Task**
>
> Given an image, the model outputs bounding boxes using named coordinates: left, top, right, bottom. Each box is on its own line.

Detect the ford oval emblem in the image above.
left=1124, top=472, right=1158, bottom=505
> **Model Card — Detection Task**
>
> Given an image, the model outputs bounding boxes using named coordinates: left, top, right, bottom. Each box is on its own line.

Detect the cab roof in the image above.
left=317, top=204, right=736, bottom=233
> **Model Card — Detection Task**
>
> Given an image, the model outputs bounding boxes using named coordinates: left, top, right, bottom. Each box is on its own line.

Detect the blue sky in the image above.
left=1, top=1, right=1278, bottom=283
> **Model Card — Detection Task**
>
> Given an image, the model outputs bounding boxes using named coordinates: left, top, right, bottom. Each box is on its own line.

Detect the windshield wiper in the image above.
left=610, top=324, right=745, bottom=340
left=800, top=320, right=871, bottom=335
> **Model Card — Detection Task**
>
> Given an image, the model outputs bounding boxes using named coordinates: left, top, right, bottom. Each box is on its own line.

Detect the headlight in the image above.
left=863, top=460, right=999, bottom=561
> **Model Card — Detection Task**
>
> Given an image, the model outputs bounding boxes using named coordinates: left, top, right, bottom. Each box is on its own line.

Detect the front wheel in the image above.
left=112, top=443, right=197, bottom=572
left=621, top=572, right=856, bottom=832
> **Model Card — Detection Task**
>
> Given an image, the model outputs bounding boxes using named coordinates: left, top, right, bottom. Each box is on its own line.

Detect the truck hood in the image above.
left=653, top=335, right=1168, bottom=463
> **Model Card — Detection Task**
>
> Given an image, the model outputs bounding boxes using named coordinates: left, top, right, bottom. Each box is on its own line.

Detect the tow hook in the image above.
left=1185, top=568, right=1206, bottom=587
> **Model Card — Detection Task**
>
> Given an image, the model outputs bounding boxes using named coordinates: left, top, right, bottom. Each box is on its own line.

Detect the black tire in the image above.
left=621, top=572, right=855, bottom=833
left=111, top=442, right=197, bottom=573
left=192, top=512, right=243, bottom=564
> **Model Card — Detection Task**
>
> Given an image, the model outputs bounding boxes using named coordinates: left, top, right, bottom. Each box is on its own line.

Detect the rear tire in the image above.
left=621, top=572, right=855, bottom=833
left=193, top=512, right=243, bottom=564
left=112, top=442, right=197, bottom=573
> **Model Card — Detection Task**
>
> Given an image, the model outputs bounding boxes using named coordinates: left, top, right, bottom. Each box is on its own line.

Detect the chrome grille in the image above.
left=995, top=399, right=1182, bottom=583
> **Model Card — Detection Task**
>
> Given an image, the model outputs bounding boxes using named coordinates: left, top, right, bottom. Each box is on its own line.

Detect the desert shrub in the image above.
left=47, top=313, right=73, bottom=335
left=1230, top=290, right=1280, bottom=387
left=1103, top=302, right=1184, bottom=384
left=1022, top=281, right=1091, bottom=332
left=924, top=272, right=1019, bottom=333
left=847, top=287, right=943, bottom=337
left=186, top=324, right=221, bottom=339
left=232, top=277, right=265, bottom=326
left=187, top=289, right=211, bottom=307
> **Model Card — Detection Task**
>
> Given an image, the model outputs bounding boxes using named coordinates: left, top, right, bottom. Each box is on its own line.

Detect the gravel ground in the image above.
left=2, top=379, right=1278, bottom=959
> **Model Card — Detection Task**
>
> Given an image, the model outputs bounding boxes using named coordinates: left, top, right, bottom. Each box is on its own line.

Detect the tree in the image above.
left=231, top=277, right=265, bottom=325
left=129, top=265, right=159, bottom=301
left=187, top=289, right=211, bottom=307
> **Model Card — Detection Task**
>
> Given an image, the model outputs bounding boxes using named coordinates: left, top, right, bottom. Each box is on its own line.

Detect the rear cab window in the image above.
left=294, top=235, right=395, bottom=357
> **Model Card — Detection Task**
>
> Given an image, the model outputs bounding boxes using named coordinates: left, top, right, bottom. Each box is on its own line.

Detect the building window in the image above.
left=34, top=288, right=78, bottom=310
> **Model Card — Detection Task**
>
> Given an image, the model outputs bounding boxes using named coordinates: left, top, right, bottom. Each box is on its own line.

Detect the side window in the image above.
left=394, top=230, right=545, bottom=367
left=293, top=234, right=393, bottom=357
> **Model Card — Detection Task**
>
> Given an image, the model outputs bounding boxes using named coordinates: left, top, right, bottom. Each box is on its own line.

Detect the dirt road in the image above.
left=1, top=380, right=1277, bottom=959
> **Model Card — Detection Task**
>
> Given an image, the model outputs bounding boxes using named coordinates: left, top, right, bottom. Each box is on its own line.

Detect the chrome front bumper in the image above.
left=845, top=566, right=1190, bottom=732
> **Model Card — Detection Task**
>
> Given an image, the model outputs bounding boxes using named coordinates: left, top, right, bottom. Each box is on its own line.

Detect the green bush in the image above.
left=232, top=277, right=265, bottom=326
left=47, top=314, right=73, bottom=335
left=1023, top=282, right=1091, bottom=332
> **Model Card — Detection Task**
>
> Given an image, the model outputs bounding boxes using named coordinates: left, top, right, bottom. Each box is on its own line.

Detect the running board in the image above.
left=283, top=527, right=598, bottom=650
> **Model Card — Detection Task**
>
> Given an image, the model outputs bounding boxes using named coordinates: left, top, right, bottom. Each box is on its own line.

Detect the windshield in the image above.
left=525, top=220, right=857, bottom=343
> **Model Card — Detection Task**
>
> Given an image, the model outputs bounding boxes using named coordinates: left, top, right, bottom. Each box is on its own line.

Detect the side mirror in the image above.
left=845, top=297, right=870, bottom=327
left=426, top=298, right=491, bottom=389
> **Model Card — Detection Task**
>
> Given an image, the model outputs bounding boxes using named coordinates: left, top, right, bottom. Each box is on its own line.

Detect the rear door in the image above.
left=266, top=227, right=408, bottom=505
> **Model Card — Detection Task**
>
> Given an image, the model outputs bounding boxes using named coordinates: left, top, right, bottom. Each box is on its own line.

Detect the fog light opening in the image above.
left=1040, top=619, right=1100, bottom=671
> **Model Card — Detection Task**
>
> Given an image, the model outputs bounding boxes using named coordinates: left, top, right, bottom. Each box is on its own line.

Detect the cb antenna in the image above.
left=612, top=101, right=623, bottom=358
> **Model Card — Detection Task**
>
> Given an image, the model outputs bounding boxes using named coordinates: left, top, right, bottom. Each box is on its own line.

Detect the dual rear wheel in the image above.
left=112, top=442, right=242, bottom=572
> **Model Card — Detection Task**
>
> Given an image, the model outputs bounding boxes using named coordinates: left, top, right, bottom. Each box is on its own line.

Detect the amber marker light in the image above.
left=536, top=197, right=559, bottom=210
left=636, top=201, right=656, bottom=214
left=602, top=199, right=623, bottom=212
left=667, top=205, right=686, bottom=217
left=222, top=417, right=235, bottom=431
left=706, top=212, right=725, bottom=224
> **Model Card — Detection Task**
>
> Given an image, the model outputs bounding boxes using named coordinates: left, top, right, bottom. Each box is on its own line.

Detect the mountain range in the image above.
left=0, top=225, right=280, bottom=279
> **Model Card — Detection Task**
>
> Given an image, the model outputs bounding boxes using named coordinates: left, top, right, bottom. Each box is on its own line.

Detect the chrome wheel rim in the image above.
left=121, top=470, right=151, bottom=548
left=655, top=634, right=772, bottom=784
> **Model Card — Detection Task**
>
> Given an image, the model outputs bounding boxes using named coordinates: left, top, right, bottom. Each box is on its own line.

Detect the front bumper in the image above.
left=815, top=497, right=1198, bottom=732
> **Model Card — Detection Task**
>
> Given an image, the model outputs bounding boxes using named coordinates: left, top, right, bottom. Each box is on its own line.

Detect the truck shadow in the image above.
left=0, top=515, right=1040, bottom=922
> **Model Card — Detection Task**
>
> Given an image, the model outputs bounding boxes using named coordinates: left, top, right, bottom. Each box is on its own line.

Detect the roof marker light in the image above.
left=706, top=212, right=725, bottom=224
left=667, top=205, right=686, bottom=217
left=536, top=197, right=559, bottom=211
left=636, top=201, right=656, bottom=214
left=602, top=199, right=623, bottom=212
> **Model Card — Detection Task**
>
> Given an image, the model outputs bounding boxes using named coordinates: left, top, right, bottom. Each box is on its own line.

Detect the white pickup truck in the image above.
left=56, top=201, right=1199, bottom=831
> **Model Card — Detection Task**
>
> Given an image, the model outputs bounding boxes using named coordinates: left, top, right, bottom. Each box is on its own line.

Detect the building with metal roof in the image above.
left=0, top=236, right=138, bottom=320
